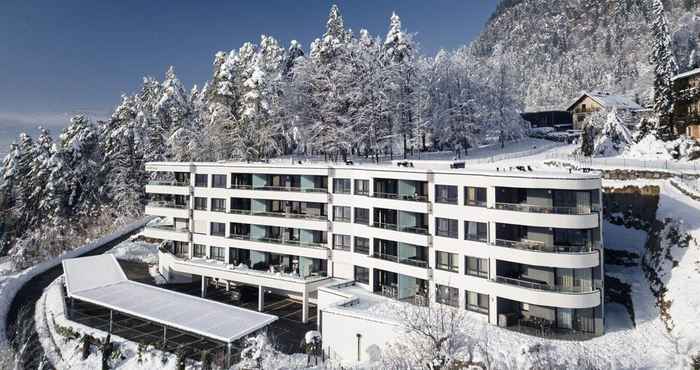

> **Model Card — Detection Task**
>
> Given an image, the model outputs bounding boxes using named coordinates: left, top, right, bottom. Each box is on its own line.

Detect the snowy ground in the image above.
left=106, top=239, right=160, bottom=265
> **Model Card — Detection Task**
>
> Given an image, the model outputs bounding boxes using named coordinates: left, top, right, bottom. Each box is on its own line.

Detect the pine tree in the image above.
left=648, top=0, right=679, bottom=139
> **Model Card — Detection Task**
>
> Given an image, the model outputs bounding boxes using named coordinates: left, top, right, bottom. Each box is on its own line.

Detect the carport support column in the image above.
left=258, top=285, right=264, bottom=312
left=302, top=290, right=309, bottom=324
left=226, top=342, right=232, bottom=367
left=108, top=310, right=113, bottom=335
left=201, top=276, right=208, bottom=298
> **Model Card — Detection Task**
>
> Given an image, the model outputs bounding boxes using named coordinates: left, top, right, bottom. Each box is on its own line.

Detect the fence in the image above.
left=542, top=153, right=700, bottom=175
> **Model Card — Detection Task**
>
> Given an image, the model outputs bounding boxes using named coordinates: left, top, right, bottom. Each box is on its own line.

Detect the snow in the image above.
left=565, top=91, right=644, bottom=111
left=0, top=217, right=152, bottom=346
left=106, top=239, right=160, bottom=265
left=671, top=67, right=700, bottom=81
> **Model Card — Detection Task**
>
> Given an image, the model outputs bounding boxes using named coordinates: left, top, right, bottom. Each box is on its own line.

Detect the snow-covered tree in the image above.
left=648, top=0, right=680, bottom=139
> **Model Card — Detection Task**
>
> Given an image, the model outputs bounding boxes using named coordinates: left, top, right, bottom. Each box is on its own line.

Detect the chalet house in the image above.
left=671, top=68, right=700, bottom=139
left=565, top=92, right=645, bottom=130
left=520, top=110, right=572, bottom=131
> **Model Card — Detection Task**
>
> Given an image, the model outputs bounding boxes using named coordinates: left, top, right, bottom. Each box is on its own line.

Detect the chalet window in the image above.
left=354, top=208, right=369, bottom=224
left=333, top=206, right=351, bottom=222
left=354, top=266, right=370, bottom=284
left=193, top=244, right=206, bottom=258
left=436, top=251, right=458, bottom=272
left=465, top=256, right=489, bottom=278
left=194, top=197, right=207, bottom=210
left=354, top=180, right=370, bottom=195
left=212, top=174, right=227, bottom=188
left=333, top=234, right=351, bottom=251
left=210, top=246, right=225, bottom=262
left=333, top=178, right=351, bottom=194
left=211, top=198, right=226, bottom=212
left=195, top=174, right=208, bottom=187
left=354, top=237, right=370, bottom=255
left=466, top=291, right=489, bottom=314
left=465, top=221, right=488, bottom=242
left=436, top=218, right=458, bottom=238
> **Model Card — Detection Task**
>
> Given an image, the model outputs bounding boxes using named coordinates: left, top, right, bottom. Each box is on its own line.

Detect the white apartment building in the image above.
left=143, top=160, right=604, bottom=338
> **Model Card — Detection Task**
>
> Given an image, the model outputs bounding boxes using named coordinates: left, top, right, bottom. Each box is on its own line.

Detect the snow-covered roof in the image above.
left=565, top=92, right=643, bottom=112
left=671, top=67, right=700, bottom=82
left=62, top=255, right=277, bottom=343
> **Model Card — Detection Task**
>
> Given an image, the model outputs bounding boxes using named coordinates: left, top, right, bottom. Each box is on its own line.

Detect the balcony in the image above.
left=371, top=222, right=428, bottom=235
left=494, top=202, right=594, bottom=215
left=495, top=276, right=595, bottom=294
left=147, top=201, right=187, bottom=209
left=373, top=192, right=428, bottom=203
left=494, top=239, right=595, bottom=254
left=370, top=252, right=428, bottom=268
left=228, top=234, right=327, bottom=250
left=145, top=201, right=189, bottom=218
left=252, top=185, right=327, bottom=193
left=148, top=180, right=189, bottom=187
left=252, top=211, right=327, bottom=221
left=143, top=224, right=189, bottom=242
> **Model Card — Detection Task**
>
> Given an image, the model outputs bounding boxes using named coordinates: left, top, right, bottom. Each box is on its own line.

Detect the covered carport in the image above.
left=62, top=255, right=278, bottom=366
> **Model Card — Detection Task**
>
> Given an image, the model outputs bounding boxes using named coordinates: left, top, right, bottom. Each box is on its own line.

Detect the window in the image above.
left=210, top=246, right=225, bottom=262
left=354, top=266, right=370, bottom=284
left=210, top=222, right=226, bottom=237
left=435, top=185, right=458, bottom=204
left=436, top=284, right=458, bottom=307
left=354, top=237, right=370, bottom=255
left=333, top=178, right=351, bottom=194
left=464, top=187, right=487, bottom=206
left=333, top=234, right=351, bottom=251
left=194, top=197, right=207, bottom=210
left=173, top=241, right=188, bottom=257
left=354, top=179, right=369, bottom=196
left=333, top=206, right=351, bottom=222
left=354, top=208, right=369, bottom=224
left=436, top=251, right=458, bottom=272
left=211, top=198, right=226, bottom=212
left=466, top=291, right=489, bottom=314
left=436, top=218, right=458, bottom=238
left=465, top=221, right=488, bottom=242
left=212, top=174, right=226, bottom=188
left=195, top=174, right=208, bottom=187
left=465, top=256, right=489, bottom=278
left=193, top=244, right=206, bottom=258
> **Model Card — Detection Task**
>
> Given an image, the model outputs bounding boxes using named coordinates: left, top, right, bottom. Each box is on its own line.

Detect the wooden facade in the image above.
left=672, top=68, right=700, bottom=139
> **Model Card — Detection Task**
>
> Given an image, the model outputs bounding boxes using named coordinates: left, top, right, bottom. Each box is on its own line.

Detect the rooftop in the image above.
left=671, top=67, right=700, bottom=82
left=565, top=91, right=644, bottom=112
left=62, top=255, right=278, bottom=343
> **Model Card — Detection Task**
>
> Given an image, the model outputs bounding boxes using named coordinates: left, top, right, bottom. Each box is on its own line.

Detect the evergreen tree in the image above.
left=648, top=0, right=679, bottom=139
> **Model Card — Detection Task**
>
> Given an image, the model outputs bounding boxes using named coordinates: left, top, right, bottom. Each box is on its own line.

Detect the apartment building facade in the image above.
left=143, top=161, right=604, bottom=335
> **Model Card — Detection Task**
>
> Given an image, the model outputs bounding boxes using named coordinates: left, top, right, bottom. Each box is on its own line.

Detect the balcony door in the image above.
left=557, top=308, right=573, bottom=330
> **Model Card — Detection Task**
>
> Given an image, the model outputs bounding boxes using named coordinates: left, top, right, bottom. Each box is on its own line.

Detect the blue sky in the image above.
left=0, top=0, right=498, bottom=143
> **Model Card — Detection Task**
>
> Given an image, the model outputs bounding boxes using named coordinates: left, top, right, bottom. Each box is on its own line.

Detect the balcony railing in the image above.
left=373, top=192, right=428, bottom=202
left=147, top=201, right=188, bottom=209
left=229, top=208, right=253, bottom=215
left=148, top=180, right=189, bottom=187
left=372, top=221, right=398, bottom=231
left=465, top=199, right=487, bottom=207
left=252, top=185, right=327, bottom=193
left=494, top=239, right=594, bottom=253
left=399, top=225, right=429, bottom=235
left=435, top=196, right=458, bottom=205
left=251, top=211, right=328, bottom=221
left=227, top=233, right=327, bottom=250
left=494, top=202, right=594, bottom=215
left=495, top=276, right=596, bottom=294
left=371, top=252, right=428, bottom=268
left=148, top=225, right=189, bottom=233
left=229, top=184, right=253, bottom=190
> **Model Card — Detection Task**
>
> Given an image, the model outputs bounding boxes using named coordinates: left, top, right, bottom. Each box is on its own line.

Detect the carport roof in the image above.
left=62, top=254, right=277, bottom=343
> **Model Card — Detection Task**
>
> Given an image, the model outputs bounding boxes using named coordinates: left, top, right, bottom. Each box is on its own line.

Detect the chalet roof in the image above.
left=671, top=68, right=700, bottom=82
left=564, top=92, right=643, bottom=112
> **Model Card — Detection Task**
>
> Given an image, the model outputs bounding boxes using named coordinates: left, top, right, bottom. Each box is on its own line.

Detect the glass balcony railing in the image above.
left=227, top=233, right=327, bottom=249
left=252, top=211, right=327, bottom=221
left=494, top=202, right=595, bottom=215
left=495, top=276, right=596, bottom=294
left=370, top=252, right=428, bottom=268
left=494, top=239, right=595, bottom=253
left=147, top=201, right=188, bottom=209
left=252, top=185, right=327, bottom=193
left=147, top=225, right=189, bottom=233
left=373, top=192, right=428, bottom=202
left=147, top=180, right=189, bottom=186
left=372, top=222, right=428, bottom=235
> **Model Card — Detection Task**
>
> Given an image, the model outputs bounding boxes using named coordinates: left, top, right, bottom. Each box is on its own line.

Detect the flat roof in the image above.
left=62, top=255, right=277, bottom=343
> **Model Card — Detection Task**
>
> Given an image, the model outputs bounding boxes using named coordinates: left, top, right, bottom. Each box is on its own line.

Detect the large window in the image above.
left=195, top=174, right=208, bottom=187
left=354, top=208, right=369, bottom=224
left=211, top=198, right=226, bottom=212
left=435, top=185, right=458, bottom=204
left=212, top=174, right=227, bottom=188
left=194, top=197, right=207, bottom=210
left=210, top=246, right=226, bottom=262
left=465, top=186, right=487, bottom=207
left=333, top=206, right=351, bottom=222
left=436, top=284, right=459, bottom=307
left=436, top=251, right=458, bottom=272
left=354, top=266, right=370, bottom=284
left=436, top=218, right=458, bottom=238
left=210, top=222, right=226, bottom=237
left=354, top=237, right=370, bottom=255
left=465, top=221, right=488, bottom=242
left=173, top=241, right=188, bottom=257
left=465, top=256, right=489, bottom=278
left=466, top=291, right=489, bottom=314
left=354, top=179, right=369, bottom=196
left=193, top=244, right=206, bottom=258
left=333, top=178, right=351, bottom=194
left=333, top=234, right=351, bottom=251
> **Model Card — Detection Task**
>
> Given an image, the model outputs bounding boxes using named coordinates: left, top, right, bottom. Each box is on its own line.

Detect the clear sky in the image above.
left=0, top=0, right=499, bottom=140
